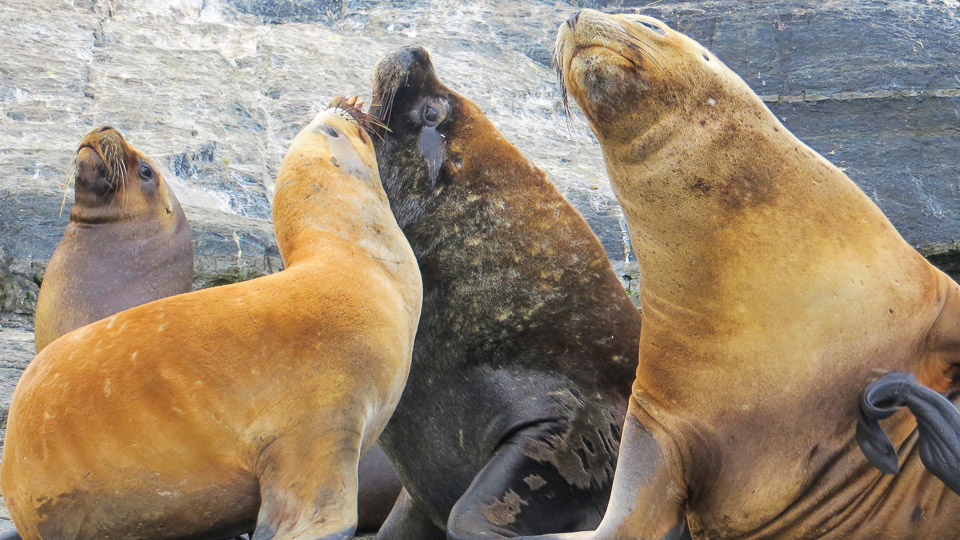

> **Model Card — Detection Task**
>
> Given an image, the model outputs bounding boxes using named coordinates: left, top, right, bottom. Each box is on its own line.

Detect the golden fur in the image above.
left=1, top=100, right=422, bottom=539
left=538, top=9, right=960, bottom=539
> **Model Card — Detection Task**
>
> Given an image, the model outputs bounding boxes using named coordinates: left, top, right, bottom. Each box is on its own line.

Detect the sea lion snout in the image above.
left=372, top=46, right=441, bottom=125
left=75, top=127, right=130, bottom=193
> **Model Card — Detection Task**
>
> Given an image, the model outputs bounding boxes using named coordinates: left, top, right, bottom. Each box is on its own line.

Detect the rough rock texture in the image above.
left=0, top=0, right=957, bottom=533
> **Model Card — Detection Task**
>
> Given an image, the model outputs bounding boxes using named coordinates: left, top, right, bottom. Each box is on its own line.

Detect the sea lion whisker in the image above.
left=551, top=41, right=572, bottom=123
left=60, top=158, right=77, bottom=217
left=375, top=85, right=399, bottom=129
left=329, top=94, right=375, bottom=135
left=623, top=32, right=665, bottom=71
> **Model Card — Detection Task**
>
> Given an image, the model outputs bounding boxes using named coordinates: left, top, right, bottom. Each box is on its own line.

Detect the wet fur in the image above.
left=370, top=46, right=642, bottom=538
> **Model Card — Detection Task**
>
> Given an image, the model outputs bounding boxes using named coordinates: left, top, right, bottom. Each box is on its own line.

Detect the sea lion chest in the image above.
left=35, top=218, right=192, bottom=349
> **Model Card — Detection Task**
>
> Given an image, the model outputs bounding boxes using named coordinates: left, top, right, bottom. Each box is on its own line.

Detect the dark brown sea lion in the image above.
left=369, top=46, right=643, bottom=539
left=33, top=126, right=193, bottom=352
left=0, top=98, right=422, bottom=540
left=508, top=9, right=960, bottom=539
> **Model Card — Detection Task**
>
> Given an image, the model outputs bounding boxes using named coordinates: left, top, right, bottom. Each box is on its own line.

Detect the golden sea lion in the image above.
left=33, top=127, right=193, bottom=352
left=0, top=97, right=422, bottom=540
left=506, top=9, right=960, bottom=539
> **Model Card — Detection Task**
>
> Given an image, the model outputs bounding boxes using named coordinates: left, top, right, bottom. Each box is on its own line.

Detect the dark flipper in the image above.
left=375, top=488, right=445, bottom=540
left=357, top=444, right=404, bottom=533
left=446, top=423, right=611, bottom=540
left=856, top=371, right=960, bottom=494
left=0, top=530, right=21, bottom=540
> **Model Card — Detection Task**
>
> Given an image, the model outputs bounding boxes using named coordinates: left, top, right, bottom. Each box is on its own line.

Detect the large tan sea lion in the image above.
left=25, top=127, right=401, bottom=537
left=0, top=97, right=422, bottom=540
left=369, top=46, right=643, bottom=539
left=505, top=9, right=960, bottom=540
left=33, top=126, right=193, bottom=352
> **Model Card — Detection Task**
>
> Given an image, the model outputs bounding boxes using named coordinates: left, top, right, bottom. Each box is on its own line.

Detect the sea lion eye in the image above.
left=638, top=20, right=664, bottom=35
left=422, top=105, right=440, bottom=126
left=139, top=162, right=155, bottom=180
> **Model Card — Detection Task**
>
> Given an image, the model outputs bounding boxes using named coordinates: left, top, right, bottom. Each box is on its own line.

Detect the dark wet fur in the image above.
left=371, top=46, right=642, bottom=538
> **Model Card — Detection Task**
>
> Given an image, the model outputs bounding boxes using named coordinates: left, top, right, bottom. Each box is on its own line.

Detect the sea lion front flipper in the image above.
left=857, top=371, right=960, bottom=494
left=252, top=433, right=360, bottom=540
left=375, top=488, right=445, bottom=540
left=463, top=399, right=687, bottom=540
left=446, top=422, right=612, bottom=539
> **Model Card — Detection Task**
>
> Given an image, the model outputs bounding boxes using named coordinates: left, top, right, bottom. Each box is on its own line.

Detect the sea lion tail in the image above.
left=856, top=371, right=960, bottom=494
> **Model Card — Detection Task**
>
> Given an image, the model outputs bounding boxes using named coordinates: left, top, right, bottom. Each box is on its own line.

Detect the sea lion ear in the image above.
left=856, top=371, right=960, bottom=494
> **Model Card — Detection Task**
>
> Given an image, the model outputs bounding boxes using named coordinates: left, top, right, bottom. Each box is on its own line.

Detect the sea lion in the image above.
left=25, top=125, right=401, bottom=538
left=369, top=46, right=643, bottom=539
left=33, top=126, right=193, bottom=352
left=0, top=97, right=422, bottom=540
left=509, top=9, right=960, bottom=539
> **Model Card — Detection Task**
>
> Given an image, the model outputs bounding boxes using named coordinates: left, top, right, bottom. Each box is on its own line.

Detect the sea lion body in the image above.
left=0, top=100, right=422, bottom=540
left=33, top=127, right=193, bottom=352
left=519, top=10, right=960, bottom=539
left=370, top=47, right=642, bottom=539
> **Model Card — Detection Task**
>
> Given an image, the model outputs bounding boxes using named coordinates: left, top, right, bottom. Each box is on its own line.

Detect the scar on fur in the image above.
left=481, top=489, right=529, bottom=527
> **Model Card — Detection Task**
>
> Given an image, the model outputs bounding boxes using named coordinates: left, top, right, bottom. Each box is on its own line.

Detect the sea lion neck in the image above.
left=272, top=110, right=409, bottom=272
left=607, top=92, right=912, bottom=326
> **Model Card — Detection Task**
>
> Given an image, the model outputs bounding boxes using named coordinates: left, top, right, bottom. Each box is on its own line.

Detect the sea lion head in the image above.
left=370, top=46, right=475, bottom=229
left=555, top=9, right=732, bottom=143
left=72, top=126, right=185, bottom=226
left=279, top=95, right=379, bottom=194
left=302, top=95, right=376, bottom=169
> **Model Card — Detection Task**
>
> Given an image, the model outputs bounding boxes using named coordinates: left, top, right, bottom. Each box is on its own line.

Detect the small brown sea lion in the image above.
left=33, top=126, right=193, bottom=352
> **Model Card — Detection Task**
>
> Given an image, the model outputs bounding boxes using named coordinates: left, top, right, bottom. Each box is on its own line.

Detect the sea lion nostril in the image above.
left=567, top=12, right=580, bottom=30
